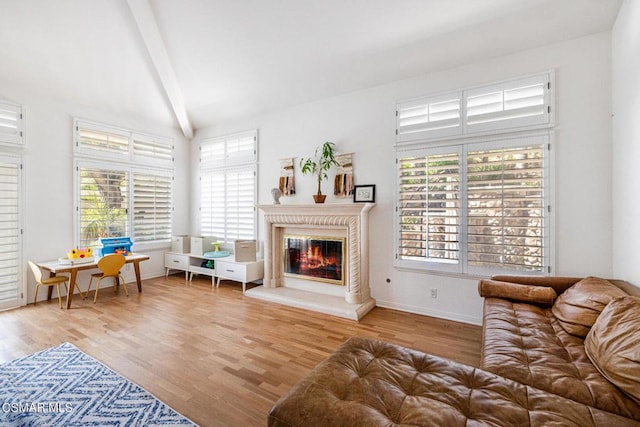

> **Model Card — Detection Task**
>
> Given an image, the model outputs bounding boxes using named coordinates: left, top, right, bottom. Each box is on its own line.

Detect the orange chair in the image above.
left=85, top=254, right=129, bottom=303
left=28, top=261, right=69, bottom=309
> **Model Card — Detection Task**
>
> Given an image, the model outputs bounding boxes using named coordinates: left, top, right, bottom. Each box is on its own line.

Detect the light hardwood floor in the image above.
left=0, top=275, right=482, bottom=427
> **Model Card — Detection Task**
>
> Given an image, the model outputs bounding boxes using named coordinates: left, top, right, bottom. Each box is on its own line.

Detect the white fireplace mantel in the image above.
left=246, top=203, right=376, bottom=320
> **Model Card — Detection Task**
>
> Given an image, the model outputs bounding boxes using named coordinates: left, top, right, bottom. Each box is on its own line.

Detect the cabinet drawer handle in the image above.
left=173, top=260, right=180, bottom=263
left=226, top=269, right=234, bottom=272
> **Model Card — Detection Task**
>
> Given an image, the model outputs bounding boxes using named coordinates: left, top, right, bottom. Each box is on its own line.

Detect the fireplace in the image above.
left=250, top=203, right=376, bottom=320
left=284, top=235, right=345, bottom=285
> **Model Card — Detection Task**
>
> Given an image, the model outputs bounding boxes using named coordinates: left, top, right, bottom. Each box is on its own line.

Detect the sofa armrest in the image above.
left=490, top=275, right=582, bottom=295
left=478, top=279, right=558, bottom=305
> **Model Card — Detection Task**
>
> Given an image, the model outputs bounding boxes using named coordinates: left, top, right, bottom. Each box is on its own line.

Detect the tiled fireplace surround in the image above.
left=245, top=203, right=376, bottom=320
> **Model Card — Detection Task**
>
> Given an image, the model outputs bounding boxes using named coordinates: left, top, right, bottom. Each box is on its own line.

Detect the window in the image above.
left=200, top=130, right=257, bottom=241
left=0, top=100, right=24, bottom=146
left=397, top=73, right=551, bottom=143
left=74, top=120, right=174, bottom=248
left=0, top=155, right=22, bottom=310
left=133, top=171, right=172, bottom=243
left=78, top=164, right=129, bottom=248
left=395, top=73, right=553, bottom=275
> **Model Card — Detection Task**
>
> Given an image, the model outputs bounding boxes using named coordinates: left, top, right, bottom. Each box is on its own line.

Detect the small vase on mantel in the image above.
left=313, top=194, right=326, bottom=204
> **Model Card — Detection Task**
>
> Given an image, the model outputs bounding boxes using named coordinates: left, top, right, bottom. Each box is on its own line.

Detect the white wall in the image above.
left=0, top=85, right=190, bottom=304
left=612, top=0, right=640, bottom=283
left=191, top=32, right=614, bottom=325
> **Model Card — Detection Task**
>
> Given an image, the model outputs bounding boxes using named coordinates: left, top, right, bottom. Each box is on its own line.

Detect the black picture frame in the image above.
left=353, top=184, right=375, bottom=203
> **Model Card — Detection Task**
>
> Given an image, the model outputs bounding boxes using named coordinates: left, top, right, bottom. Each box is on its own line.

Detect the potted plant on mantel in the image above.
left=300, top=141, right=340, bottom=204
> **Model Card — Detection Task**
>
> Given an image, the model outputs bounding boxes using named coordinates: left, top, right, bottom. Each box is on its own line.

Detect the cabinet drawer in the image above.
left=216, top=262, right=247, bottom=282
left=165, top=253, right=189, bottom=270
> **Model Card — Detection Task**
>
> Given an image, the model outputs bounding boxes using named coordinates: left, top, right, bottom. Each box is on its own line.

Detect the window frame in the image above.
left=395, top=72, right=555, bottom=277
left=199, top=129, right=258, bottom=242
left=396, top=71, right=554, bottom=146
left=0, top=99, right=24, bottom=147
left=73, top=120, right=174, bottom=250
left=0, top=153, right=24, bottom=311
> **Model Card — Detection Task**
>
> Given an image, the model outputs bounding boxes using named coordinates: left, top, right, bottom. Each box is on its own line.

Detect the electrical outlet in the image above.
left=430, top=288, right=437, bottom=298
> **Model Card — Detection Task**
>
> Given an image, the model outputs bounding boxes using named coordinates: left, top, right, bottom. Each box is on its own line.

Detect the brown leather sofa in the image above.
left=479, top=275, right=640, bottom=421
left=269, top=276, right=640, bottom=426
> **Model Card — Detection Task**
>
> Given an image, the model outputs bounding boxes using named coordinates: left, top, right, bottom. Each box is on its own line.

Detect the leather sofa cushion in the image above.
left=552, top=276, right=627, bottom=337
left=481, top=298, right=640, bottom=420
left=586, top=296, right=640, bottom=405
left=478, top=279, right=557, bottom=305
left=269, top=337, right=640, bottom=427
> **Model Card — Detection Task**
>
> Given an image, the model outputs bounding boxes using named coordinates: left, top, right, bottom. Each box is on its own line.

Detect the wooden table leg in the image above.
left=133, top=261, right=142, bottom=292
left=65, top=269, right=78, bottom=309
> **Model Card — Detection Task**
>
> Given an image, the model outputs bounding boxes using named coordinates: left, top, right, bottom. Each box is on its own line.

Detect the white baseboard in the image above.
left=375, top=299, right=482, bottom=326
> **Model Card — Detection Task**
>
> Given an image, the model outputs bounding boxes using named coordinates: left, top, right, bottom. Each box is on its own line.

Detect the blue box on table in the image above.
left=98, top=237, right=133, bottom=256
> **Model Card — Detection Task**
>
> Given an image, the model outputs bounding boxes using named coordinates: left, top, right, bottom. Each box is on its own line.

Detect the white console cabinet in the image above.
left=214, top=255, right=264, bottom=293
left=164, top=252, right=216, bottom=283
left=164, top=253, right=191, bottom=280
left=164, top=252, right=263, bottom=293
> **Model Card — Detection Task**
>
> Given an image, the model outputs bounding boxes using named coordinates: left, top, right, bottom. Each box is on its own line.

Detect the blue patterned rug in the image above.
left=0, top=342, right=197, bottom=426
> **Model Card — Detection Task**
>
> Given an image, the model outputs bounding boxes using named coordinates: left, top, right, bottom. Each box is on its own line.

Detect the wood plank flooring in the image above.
left=0, top=275, right=482, bottom=427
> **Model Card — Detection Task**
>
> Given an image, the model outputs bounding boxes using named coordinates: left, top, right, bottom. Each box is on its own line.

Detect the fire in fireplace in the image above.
left=283, top=235, right=345, bottom=285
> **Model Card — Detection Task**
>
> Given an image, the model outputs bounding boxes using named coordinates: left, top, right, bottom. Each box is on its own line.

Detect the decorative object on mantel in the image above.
left=278, top=157, right=296, bottom=196
left=271, top=187, right=282, bottom=204
left=354, top=184, right=375, bottom=203
left=300, top=141, right=340, bottom=204
left=334, top=153, right=354, bottom=198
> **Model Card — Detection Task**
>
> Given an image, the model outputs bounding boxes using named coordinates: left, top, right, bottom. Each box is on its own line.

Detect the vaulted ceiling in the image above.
left=0, top=0, right=622, bottom=138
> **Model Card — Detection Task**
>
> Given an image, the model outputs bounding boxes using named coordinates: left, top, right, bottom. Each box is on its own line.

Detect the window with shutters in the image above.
left=200, top=130, right=257, bottom=242
left=78, top=165, right=129, bottom=248
left=396, top=73, right=553, bottom=275
left=133, top=171, right=172, bottom=243
left=0, top=100, right=24, bottom=146
left=0, top=155, right=22, bottom=310
left=74, top=120, right=174, bottom=248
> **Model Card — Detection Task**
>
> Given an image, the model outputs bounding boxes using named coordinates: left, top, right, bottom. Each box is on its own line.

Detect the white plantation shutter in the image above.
left=0, top=100, right=23, bottom=145
left=74, top=120, right=174, bottom=247
left=397, top=93, right=461, bottom=142
left=396, top=137, right=549, bottom=274
left=201, top=171, right=226, bottom=238
left=78, top=166, right=129, bottom=248
left=201, top=130, right=257, bottom=168
left=396, top=73, right=553, bottom=144
left=398, top=149, right=460, bottom=271
left=465, top=74, right=551, bottom=133
left=133, top=135, right=173, bottom=166
left=200, top=139, right=226, bottom=168
left=133, top=172, right=172, bottom=242
left=76, top=123, right=129, bottom=158
left=467, top=142, right=546, bottom=273
left=201, top=166, right=256, bottom=241
left=200, top=129, right=258, bottom=242
left=0, top=156, right=21, bottom=310
left=395, top=72, right=553, bottom=275
left=225, top=166, right=257, bottom=240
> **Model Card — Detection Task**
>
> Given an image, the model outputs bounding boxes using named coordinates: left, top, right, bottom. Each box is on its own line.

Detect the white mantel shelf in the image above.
left=246, top=202, right=376, bottom=321
left=257, top=203, right=375, bottom=216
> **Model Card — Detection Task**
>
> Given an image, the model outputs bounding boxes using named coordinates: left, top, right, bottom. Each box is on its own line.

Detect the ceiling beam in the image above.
left=126, top=0, right=194, bottom=139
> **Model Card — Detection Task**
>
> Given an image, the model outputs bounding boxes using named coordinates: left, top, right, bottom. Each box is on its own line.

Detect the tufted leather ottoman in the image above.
left=268, top=337, right=639, bottom=426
